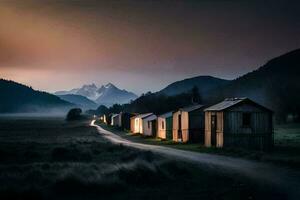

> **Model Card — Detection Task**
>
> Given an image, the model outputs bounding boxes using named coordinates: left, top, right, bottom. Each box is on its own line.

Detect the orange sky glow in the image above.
left=1, top=0, right=299, bottom=94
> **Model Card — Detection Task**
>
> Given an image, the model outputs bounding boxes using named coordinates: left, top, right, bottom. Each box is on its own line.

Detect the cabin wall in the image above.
left=112, top=115, right=121, bottom=127
left=117, top=114, right=122, bottom=127
left=216, top=112, right=224, bottom=147
left=166, top=116, right=173, bottom=140
left=181, top=111, right=189, bottom=142
left=204, top=111, right=224, bottom=147
left=172, top=111, right=179, bottom=142
left=173, top=111, right=189, bottom=142
left=157, top=117, right=166, bottom=139
left=174, top=110, right=203, bottom=143
left=138, top=118, right=143, bottom=134
left=143, top=119, right=153, bottom=136
left=106, top=115, right=112, bottom=126
left=111, top=116, right=116, bottom=126
left=205, top=112, right=211, bottom=147
left=121, top=113, right=133, bottom=130
left=131, top=117, right=142, bottom=134
left=223, top=109, right=273, bottom=150
left=110, top=116, right=114, bottom=126
left=103, top=115, right=107, bottom=124
left=188, top=110, right=205, bottom=143
left=172, top=111, right=189, bottom=142
left=130, top=118, right=135, bottom=133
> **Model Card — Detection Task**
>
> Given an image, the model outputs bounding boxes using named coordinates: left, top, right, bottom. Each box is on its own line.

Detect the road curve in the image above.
left=91, top=120, right=300, bottom=199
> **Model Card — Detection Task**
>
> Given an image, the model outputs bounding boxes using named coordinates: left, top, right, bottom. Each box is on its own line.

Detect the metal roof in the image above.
left=158, top=111, right=173, bottom=118
left=135, top=113, right=153, bottom=119
left=204, top=97, right=272, bottom=112
left=143, top=114, right=157, bottom=121
left=111, top=114, right=119, bottom=118
left=179, top=104, right=204, bottom=112
left=204, top=98, right=246, bottom=111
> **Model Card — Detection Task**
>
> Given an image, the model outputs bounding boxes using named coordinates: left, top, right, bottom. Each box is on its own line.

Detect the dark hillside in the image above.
left=209, top=49, right=300, bottom=122
left=0, top=79, right=73, bottom=113
left=158, top=75, right=229, bottom=97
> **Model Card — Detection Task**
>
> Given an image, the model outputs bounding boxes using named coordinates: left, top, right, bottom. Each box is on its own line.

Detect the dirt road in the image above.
left=91, top=120, right=300, bottom=199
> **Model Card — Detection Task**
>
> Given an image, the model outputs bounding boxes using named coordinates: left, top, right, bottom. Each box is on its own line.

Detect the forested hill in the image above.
left=158, top=76, right=229, bottom=96
left=208, top=49, right=300, bottom=122
left=0, top=79, right=73, bottom=113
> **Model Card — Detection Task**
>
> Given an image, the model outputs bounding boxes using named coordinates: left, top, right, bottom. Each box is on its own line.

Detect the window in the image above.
left=242, top=113, right=251, bottom=127
left=162, top=121, right=165, bottom=129
left=148, top=121, right=150, bottom=129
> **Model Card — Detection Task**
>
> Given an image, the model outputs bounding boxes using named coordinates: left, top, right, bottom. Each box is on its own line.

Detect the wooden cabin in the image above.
left=120, top=112, right=135, bottom=131
left=111, top=114, right=121, bottom=127
left=130, top=113, right=153, bottom=134
left=173, top=104, right=205, bottom=143
left=99, top=114, right=107, bottom=124
left=157, top=112, right=173, bottom=140
left=106, top=113, right=113, bottom=126
left=204, top=98, right=273, bottom=150
left=142, top=114, right=157, bottom=136
left=103, top=114, right=107, bottom=124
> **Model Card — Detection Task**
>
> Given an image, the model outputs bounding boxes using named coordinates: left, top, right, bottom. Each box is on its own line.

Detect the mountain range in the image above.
left=57, top=94, right=98, bottom=110
left=54, top=83, right=138, bottom=107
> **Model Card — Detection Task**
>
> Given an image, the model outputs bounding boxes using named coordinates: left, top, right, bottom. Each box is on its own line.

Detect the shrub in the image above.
left=66, top=108, right=82, bottom=121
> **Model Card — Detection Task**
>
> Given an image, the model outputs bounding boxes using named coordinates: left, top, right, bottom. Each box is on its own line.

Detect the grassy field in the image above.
left=99, top=122, right=300, bottom=169
left=0, top=117, right=289, bottom=200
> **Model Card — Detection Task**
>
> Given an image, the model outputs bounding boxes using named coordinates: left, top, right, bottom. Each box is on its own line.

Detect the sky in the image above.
left=0, top=0, right=300, bottom=95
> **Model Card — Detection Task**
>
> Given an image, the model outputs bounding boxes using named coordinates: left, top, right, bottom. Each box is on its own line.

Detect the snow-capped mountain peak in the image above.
left=105, top=83, right=113, bottom=88
left=54, top=83, right=137, bottom=106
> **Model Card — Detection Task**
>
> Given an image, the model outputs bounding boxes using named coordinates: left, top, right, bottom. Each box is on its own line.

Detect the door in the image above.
left=166, top=117, right=173, bottom=140
left=178, top=114, right=182, bottom=141
left=211, top=114, right=217, bottom=146
left=151, top=120, right=156, bottom=137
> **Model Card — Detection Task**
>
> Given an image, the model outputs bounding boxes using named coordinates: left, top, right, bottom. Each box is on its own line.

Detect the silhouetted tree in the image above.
left=96, top=105, right=109, bottom=115
left=66, top=108, right=82, bottom=121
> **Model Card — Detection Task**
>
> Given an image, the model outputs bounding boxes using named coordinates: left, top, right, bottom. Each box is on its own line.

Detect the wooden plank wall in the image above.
left=181, top=111, right=189, bottom=142
left=188, top=110, right=205, bottom=143
left=204, top=111, right=224, bottom=147
left=157, top=117, right=166, bottom=139
left=172, top=111, right=179, bottom=142
left=224, top=111, right=272, bottom=150
left=216, top=112, right=224, bottom=147
left=166, top=116, right=173, bottom=140
left=130, top=118, right=135, bottom=133
left=172, top=111, right=189, bottom=142
left=205, top=112, right=211, bottom=147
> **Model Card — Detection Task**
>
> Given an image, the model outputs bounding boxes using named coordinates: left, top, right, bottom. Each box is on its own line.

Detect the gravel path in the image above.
left=91, top=120, right=300, bottom=200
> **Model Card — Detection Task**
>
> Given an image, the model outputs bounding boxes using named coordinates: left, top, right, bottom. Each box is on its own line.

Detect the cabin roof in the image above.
left=179, top=104, right=204, bottom=112
left=143, top=114, right=157, bottom=121
left=135, top=113, right=153, bottom=119
left=158, top=111, right=173, bottom=118
left=111, top=114, right=119, bottom=118
left=204, top=98, right=272, bottom=112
